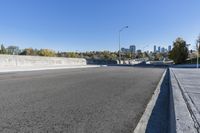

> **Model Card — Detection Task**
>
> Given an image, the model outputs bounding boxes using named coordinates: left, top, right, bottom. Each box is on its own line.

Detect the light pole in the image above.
left=142, top=45, right=149, bottom=52
left=119, top=26, right=128, bottom=64
left=142, top=45, right=149, bottom=61
left=197, top=42, right=199, bottom=69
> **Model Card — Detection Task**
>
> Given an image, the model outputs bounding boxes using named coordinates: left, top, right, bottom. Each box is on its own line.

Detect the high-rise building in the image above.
left=161, top=47, right=165, bottom=53
left=154, top=45, right=156, bottom=53
left=121, top=48, right=129, bottom=53
left=130, top=45, right=136, bottom=53
left=137, top=49, right=142, bottom=53
left=168, top=45, right=172, bottom=51
left=158, top=46, right=161, bottom=53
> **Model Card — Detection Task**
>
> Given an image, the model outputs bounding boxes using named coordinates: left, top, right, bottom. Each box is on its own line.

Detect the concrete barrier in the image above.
left=0, top=55, right=86, bottom=67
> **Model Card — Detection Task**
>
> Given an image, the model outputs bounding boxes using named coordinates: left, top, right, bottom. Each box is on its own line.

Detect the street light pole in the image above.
left=142, top=45, right=149, bottom=52
left=196, top=35, right=200, bottom=69
left=142, top=45, right=149, bottom=61
left=197, top=42, right=199, bottom=69
left=118, top=26, right=128, bottom=64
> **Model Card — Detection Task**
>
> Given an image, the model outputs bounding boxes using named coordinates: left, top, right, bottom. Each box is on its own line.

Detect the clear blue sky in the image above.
left=0, top=0, right=200, bottom=52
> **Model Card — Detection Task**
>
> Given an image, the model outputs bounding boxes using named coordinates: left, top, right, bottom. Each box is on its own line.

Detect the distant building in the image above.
left=137, top=49, right=142, bottom=53
left=121, top=45, right=136, bottom=53
left=130, top=45, right=136, bottom=53
left=168, top=45, right=172, bottom=51
left=154, top=45, right=156, bottom=53
left=121, top=48, right=129, bottom=53
left=161, top=47, right=165, bottom=53
left=158, top=46, right=161, bottom=53
left=121, top=48, right=125, bottom=52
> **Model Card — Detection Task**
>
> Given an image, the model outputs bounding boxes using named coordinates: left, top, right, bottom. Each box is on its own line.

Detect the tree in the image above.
left=123, top=52, right=132, bottom=59
left=38, top=49, right=56, bottom=57
left=20, top=48, right=39, bottom=55
left=7, top=46, right=20, bottom=55
left=66, top=52, right=79, bottom=58
left=0, top=44, right=6, bottom=54
left=154, top=53, right=162, bottom=61
left=169, top=37, right=189, bottom=64
left=143, top=52, right=149, bottom=58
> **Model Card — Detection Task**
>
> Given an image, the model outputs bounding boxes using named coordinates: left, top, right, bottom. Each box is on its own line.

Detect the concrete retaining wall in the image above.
left=0, top=55, right=86, bottom=67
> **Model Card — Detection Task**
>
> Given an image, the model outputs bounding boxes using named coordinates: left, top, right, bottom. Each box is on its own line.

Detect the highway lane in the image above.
left=0, top=66, right=165, bottom=133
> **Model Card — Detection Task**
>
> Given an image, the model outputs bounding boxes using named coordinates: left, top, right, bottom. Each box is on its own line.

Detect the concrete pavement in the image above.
left=170, top=68, right=200, bottom=133
left=0, top=66, right=165, bottom=133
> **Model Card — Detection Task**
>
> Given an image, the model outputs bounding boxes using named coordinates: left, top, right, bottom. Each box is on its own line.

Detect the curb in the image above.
left=133, top=69, right=167, bottom=133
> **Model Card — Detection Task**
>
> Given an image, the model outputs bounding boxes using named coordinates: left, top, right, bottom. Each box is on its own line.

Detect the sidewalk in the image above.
left=170, top=68, right=200, bottom=133
left=0, top=65, right=102, bottom=73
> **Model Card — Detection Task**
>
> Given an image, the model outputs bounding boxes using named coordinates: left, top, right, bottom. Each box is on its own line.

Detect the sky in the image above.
left=0, top=0, right=200, bottom=52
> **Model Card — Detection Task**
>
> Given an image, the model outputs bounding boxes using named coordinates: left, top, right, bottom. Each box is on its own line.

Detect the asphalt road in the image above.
left=0, top=66, right=165, bottom=133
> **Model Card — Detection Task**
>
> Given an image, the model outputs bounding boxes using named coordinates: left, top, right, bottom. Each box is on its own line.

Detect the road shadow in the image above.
left=145, top=70, right=170, bottom=133
left=107, top=64, right=168, bottom=68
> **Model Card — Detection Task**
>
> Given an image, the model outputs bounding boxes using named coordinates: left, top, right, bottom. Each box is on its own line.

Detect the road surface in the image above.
left=0, top=66, right=165, bottom=133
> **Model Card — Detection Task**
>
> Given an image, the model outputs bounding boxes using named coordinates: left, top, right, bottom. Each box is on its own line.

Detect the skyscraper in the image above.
left=130, top=45, right=136, bottom=53
left=154, top=45, right=156, bottom=53
left=161, top=47, right=165, bottom=53
left=158, top=46, right=161, bottom=53
left=168, top=45, right=172, bottom=52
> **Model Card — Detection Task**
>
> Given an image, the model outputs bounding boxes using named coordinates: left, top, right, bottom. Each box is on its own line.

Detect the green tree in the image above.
left=169, top=37, right=189, bottom=64
left=143, top=52, right=149, bottom=58
left=124, top=52, right=132, bottom=59
left=0, top=44, right=6, bottom=54
left=38, top=49, right=56, bottom=57
left=65, top=52, right=79, bottom=58
left=20, top=48, right=39, bottom=55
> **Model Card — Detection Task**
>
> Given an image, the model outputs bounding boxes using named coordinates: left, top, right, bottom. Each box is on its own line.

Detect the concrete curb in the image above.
left=133, top=69, right=167, bottom=133
left=169, top=68, right=199, bottom=133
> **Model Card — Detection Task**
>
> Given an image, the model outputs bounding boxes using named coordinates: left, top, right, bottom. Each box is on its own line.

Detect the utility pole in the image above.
left=197, top=35, right=200, bottom=69
left=197, top=42, right=199, bottom=69
left=118, top=26, right=128, bottom=64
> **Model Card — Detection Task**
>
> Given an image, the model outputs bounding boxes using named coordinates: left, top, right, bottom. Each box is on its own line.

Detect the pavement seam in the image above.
left=133, top=69, right=167, bottom=133
left=171, top=69, right=200, bottom=133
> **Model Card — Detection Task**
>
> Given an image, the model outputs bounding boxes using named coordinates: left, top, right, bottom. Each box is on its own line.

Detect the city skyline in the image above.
left=122, top=44, right=172, bottom=53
